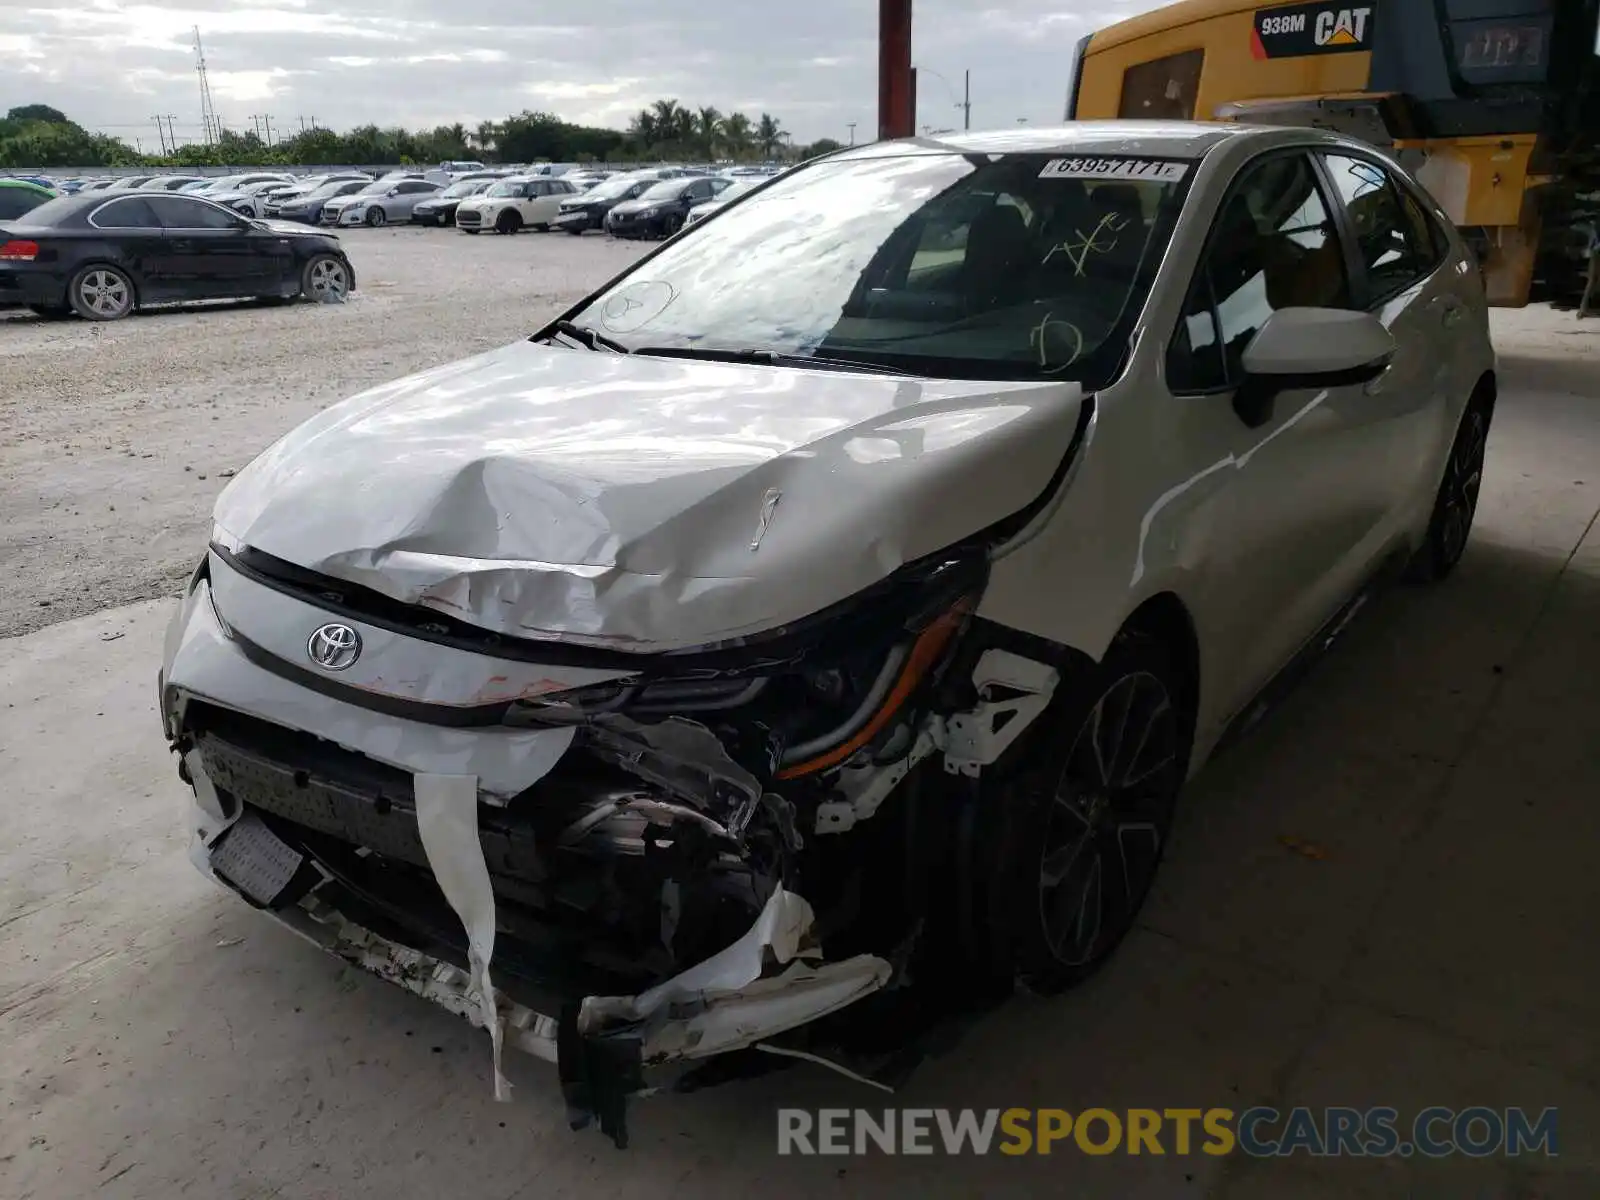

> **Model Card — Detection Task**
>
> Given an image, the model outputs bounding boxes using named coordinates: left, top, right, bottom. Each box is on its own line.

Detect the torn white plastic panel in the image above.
left=207, top=551, right=639, bottom=708
left=414, top=772, right=510, bottom=1101
left=577, top=886, right=891, bottom=1062
left=943, top=650, right=1060, bottom=776
left=271, top=893, right=561, bottom=1064
left=212, top=340, right=1084, bottom=651
left=162, top=580, right=574, bottom=799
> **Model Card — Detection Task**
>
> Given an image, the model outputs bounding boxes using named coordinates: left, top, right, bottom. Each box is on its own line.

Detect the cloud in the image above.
left=1, top=0, right=1169, bottom=144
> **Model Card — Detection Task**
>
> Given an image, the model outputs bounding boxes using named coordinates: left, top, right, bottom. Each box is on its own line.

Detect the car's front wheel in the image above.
left=68, top=265, right=135, bottom=321
left=300, top=254, right=350, bottom=303
left=959, top=632, right=1188, bottom=996
left=1407, top=392, right=1491, bottom=583
left=495, top=210, right=522, bottom=234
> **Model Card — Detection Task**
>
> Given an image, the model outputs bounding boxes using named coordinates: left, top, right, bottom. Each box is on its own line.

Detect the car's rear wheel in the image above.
left=496, top=210, right=522, bottom=234
left=365, top=207, right=387, bottom=227
left=68, top=265, right=135, bottom=321
left=1407, top=394, right=1491, bottom=583
left=957, top=632, right=1188, bottom=996
left=301, top=254, right=350, bottom=303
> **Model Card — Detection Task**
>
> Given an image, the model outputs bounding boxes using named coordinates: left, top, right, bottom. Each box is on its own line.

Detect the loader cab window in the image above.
left=1168, top=152, right=1350, bottom=392
left=1320, top=154, right=1442, bottom=304
left=1118, top=50, right=1204, bottom=119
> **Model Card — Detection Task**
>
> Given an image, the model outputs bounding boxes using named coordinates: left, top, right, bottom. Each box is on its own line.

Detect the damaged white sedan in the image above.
left=160, top=122, right=1495, bottom=1142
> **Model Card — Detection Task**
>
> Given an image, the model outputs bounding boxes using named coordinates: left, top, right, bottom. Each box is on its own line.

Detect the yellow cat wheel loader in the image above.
left=1065, top=0, right=1600, bottom=307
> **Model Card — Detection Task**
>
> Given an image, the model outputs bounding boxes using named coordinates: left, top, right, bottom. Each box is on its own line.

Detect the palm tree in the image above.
left=629, top=108, right=659, bottom=146
left=473, top=120, right=499, bottom=154
left=756, top=113, right=785, bottom=159
left=696, top=106, right=723, bottom=158
left=722, top=112, right=754, bottom=161
left=649, top=99, right=683, bottom=140
left=447, top=123, right=468, bottom=154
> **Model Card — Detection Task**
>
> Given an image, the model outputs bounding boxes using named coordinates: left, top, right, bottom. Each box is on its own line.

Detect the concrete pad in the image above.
left=1215, top=1003, right=1600, bottom=1199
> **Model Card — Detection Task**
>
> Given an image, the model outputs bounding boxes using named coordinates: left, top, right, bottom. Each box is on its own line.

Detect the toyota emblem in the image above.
left=307, top=622, right=362, bottom=670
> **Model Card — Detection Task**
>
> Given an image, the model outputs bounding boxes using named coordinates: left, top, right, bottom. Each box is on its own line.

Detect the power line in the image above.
left=194, top=26, right=219, bottom=145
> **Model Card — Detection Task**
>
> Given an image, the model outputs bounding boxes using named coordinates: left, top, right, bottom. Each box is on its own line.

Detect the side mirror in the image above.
left=1233, top=308, right=1395, bottom=428
left=386, top=188, right=401, bottom=197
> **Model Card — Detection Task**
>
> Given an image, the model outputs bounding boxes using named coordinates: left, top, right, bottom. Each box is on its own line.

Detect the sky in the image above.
left=0, top=0, right=1164, bottom=148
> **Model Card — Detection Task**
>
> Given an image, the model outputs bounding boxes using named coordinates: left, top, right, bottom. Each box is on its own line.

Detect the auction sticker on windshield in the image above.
left=1039, top=157, right=1190, bottom=183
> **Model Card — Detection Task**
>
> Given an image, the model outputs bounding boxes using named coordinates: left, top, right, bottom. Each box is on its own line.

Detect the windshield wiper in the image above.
left=630, top=345, right=916, bottom=376
left=547, top=320, right=632, bottom=354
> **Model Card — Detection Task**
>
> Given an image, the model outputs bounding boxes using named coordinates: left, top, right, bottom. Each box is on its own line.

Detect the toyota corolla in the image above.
left=159, top=123, right=1494, bottom=1143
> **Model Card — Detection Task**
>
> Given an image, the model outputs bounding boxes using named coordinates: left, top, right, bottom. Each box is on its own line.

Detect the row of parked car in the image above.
left=8, top=161, right=784, bottom=239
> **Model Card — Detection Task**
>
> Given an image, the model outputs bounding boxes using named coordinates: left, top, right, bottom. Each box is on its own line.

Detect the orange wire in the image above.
left=775, top=598, right=971, bottom=780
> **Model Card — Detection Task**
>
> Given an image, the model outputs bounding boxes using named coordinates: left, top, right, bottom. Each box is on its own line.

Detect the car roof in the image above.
left=0, top=178, right=54, bottom=195
left=847, top=121, right=1360, bottom=163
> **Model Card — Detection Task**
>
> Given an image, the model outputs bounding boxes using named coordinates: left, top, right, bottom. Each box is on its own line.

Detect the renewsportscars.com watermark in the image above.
left=777, top=1106, right=1559, bottom=1158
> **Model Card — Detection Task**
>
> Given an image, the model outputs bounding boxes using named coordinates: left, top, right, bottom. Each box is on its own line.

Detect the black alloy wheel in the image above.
left=958, top=633, right=1189, bottom=997
left=1408, top=398, right=1490, bottom=582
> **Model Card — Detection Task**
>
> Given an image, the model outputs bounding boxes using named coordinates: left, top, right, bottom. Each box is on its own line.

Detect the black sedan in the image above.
left=604, top=176, right=732, bottom=239
left=0, top=192, right=354, bottom=321
left=552, top=172, right=663, bottom=235
left=411, top=178, right=496, bottom=227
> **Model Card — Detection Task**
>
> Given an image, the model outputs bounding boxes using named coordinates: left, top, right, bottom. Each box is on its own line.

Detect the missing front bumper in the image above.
left=192, top=785, right=891, bottom=1146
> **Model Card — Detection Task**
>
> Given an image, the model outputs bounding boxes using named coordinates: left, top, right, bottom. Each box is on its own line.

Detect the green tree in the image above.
left=695, top=106, right=722, bottom=158
left=756, top=113, right=785, bottom=158
left=722, top=112, right=754, bottom=160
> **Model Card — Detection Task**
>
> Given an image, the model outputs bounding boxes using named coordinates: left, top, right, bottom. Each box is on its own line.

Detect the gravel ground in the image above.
left=0, top=227, right=648, bottom=638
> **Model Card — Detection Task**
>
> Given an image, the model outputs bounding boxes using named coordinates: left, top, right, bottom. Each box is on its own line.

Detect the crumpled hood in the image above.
left=213, top=341, right=1084, bottom=651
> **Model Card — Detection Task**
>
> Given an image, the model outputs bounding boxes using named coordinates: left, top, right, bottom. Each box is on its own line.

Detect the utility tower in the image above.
left=194, top=27, right=220, bottom=145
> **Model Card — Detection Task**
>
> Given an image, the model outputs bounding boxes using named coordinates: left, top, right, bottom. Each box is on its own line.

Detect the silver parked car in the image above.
left=161, top=122, right=1494, bottom=1143
left=321, top=177, right=439, bottom=228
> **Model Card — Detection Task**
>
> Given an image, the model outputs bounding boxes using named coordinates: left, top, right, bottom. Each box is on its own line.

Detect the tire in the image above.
left=1406, top=394, right=1491, bottom=583
left=495, top=210, right=522, bottom=235
left=365, top=207, right=387, bottom=227
left=300, top=253, right=351, bottom=303
left=662, top=214, right=684, bottom=238
left=68, top=264, right=135, bottom=321
left=958, top=632, right=1189, bottom=996
left=567, top=227, right=585, bottom=236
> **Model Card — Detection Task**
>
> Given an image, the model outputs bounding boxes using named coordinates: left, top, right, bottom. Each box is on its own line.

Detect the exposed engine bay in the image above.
left=162, top=541, right=1068, bottom=1146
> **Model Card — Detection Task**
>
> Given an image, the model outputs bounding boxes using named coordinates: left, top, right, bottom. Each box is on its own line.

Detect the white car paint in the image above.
left=453, top=177, right=577, bottom=232
left=161, top=122, right=1495, bottom=1125
left=212, top=344, right=1086, bottom=652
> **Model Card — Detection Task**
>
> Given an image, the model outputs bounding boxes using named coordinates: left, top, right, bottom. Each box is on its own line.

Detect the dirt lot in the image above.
left=0, top=227, right=648, bottom=638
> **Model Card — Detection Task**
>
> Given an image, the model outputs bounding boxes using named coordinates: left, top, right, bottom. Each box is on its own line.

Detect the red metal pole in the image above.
left=879, top=0, right=914, bottom=140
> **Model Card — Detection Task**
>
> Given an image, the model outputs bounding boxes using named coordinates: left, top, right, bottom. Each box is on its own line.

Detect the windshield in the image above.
left=566, top=149, right=1189, bottom=380
left=587, top=176, right=647, bottom=199
left=485, top=181, right=524, bottom=197
left=352, top=179, right=395, bottom=196
left=638, top=180, right=690, bottom=202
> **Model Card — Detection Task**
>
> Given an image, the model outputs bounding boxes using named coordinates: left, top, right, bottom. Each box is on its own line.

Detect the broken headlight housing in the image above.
left=509, top=551, right=984, bottom=785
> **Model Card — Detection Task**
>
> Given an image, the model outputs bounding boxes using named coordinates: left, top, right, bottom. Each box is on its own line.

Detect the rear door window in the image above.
left=90, top=197, right=163, bottom=229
